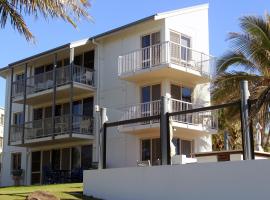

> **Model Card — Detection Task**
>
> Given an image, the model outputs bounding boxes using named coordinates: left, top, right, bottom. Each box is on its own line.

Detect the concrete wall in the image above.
left=84, top=159, right=270, bottom=200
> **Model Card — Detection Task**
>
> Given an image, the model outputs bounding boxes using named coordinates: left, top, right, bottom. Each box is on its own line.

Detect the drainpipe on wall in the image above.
left=92, top=38, right=101, bottom=163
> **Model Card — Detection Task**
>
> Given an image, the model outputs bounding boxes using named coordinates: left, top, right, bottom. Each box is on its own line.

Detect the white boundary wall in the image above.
left=84, top=160, right=270, bottom=200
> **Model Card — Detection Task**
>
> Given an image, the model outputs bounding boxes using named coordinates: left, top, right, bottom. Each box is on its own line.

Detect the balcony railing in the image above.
left=12, top=65, right=95, bottom=98
left=10, top=125, right=23, bottom=143
left=118, top=41, right=214, bottom=77
left=120, top=99, right=217, bottom=130
left=9, top=115, right=94, bottom=143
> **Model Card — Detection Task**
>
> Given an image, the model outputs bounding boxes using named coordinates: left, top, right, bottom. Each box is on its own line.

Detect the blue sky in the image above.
left=0, top=0, right=269, bottom=107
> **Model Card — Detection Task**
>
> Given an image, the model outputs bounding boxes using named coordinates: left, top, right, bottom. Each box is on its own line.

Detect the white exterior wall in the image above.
left=1, top=74, right=29, bottom=186
left=84, top=159, right=270, bottom=200
left=98, top=19, right=165, bottom=168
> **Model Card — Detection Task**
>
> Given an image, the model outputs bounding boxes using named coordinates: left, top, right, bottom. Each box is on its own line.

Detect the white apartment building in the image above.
left=0, top=4, right=216, bottom=186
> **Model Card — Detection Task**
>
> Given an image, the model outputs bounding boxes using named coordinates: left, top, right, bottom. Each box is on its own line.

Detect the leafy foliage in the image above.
left=212, top=13, right=270, bottom=149
left=0, top=0, right=92, bottom=41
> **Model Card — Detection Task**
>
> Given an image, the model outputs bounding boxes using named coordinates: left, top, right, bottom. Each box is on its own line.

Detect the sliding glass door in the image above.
left=141, top=32, right=160, bottom=68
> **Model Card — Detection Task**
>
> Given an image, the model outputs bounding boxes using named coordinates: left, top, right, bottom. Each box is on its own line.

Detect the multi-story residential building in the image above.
left=0, top=4, right=215, bottom=186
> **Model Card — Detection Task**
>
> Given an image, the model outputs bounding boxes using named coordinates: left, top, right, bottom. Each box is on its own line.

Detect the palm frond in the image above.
left=0, top=0, right=33, bottom=41
left=216, top=51, right=258, bottom=74
left=0, top=0, right=92, bottom=41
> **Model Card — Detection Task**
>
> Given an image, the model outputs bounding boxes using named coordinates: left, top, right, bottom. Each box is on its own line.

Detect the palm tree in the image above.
left=0, top=0, right=91, bottom=41
left=212, top=13, right=270, bottom=149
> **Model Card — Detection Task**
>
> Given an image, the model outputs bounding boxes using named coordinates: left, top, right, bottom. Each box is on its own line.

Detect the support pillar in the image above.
left=99, top=107, right=107, bottom=169
left=22, top=63, right=28, bottom=144
left=8, top=67, right=14, bottom=145
left=160, top=96, right=170, bottom=165
left=52, top=53, right=57, bottom=140
left=240, top=80, right=254, bottom=160
left=69, top=48, right=74, bottom=137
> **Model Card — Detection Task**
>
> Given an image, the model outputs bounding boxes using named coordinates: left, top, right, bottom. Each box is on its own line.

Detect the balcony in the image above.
left=12, top=65, right=95, bottom=105
left=118, top=41, right=214, bottom=84
left=118, top=99, right=217, bottom=135
left=9, top=115, right=94, bottom=146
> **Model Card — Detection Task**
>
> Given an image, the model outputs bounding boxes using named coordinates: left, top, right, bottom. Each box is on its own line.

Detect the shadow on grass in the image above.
left=62, top=191, right=101, bottom=200
left=0, top=192, right=28, bottom=199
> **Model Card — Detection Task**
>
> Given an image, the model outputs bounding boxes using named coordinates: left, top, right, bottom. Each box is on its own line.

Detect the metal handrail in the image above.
left=118, top=41, right=215, bottom=77
left=12, top=65, right=95, bottom=98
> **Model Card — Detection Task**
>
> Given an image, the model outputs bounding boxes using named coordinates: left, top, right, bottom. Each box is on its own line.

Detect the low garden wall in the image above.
left=84, top=159, right=270, bottom=200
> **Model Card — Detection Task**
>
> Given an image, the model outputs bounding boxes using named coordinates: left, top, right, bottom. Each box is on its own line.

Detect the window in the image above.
left=31, top=151, right=41, bottom=184
left=15, top=73, right=25, bottom=95
left=11, top=153, right=21, bottom=171
left=141, top=84, right=161, bottom=118
left=51, top=149, right=60, bottom=170
left=74, top=54, right=83, bottom=66
left=61, top=148, right=71, bottom=170
left=171, top=84, right=192, bottom=103
left=0, top=114, right=4, bottom=126
left=141, top=138, right=161, bottom=165
left=13, top=112, right=23, bottom=125
left=141, top=32, right=161, bottom=67
left=181, top=36, right=191, bottom=61
left=71, top=147, right=81, bottom=170
left=172, top=138, right=193, bottom=158
left=81, top=145, right=93, bottom=170
left=84, top=50, right=95, bottom=69
left=170, top=31, right=191, bottom=63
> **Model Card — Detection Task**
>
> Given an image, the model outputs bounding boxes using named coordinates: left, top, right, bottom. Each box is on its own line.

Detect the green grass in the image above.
left=0, top=183, right=98, bottom=200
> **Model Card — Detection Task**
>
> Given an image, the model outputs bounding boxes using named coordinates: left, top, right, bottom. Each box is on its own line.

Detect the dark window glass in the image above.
left=71, top=147, right=81, bottom=170
left=74, top=55, right=83, bottom=66
left=51, top=149, right=60, bottom=170
left=42, top=151, right=51, bottom=168
left=73, top=101, right=82, bottom=115
left=171, top=85, right=181, bottom=100
left=152, top=84, right=161, bottom=101
left=151, top=138, right=161, bottom=165
left=16, top=73, right=25, bottom=81
left=55, top=105, right=62, bottom=116
left=141, top=35, right=151, bottom=48
left=45, top=64, right=53, bottom=72
left=172, top=138, right=180, bottom=155
left=61, top=148, right=71, bottom=170
left=12, top=153, right=21, bottom=170
left=44, top=107, right=52, bottom=118
left=84, top=51, right=95, bottom=69
left=34, top=66, right=45, bottom=75
left=56, top=60, right=62, bottom=68
left=81, top=145, right=92, bottom=170
left=14, top=113, right=23, bottom=125
left=64, top=58, right=70, bottom=66
left=33, top=108, right=43, bottom=120
left=141, top=86, right=150, bottom=103
left=182, top=87, right=192, bottom=102
left=83, top=97, right=93, bottom=116
left=141, top=140, right=151, bottom=161
left=32, top=151, right=41, bottom=172
left=181, top=140, right=192, bottom=158
left=62, top=103, right=70, bottom=115
left=31, top=173, right=41, bottom=185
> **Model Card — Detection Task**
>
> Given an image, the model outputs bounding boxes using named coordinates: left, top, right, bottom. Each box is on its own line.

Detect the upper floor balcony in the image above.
left=118, top=98, right=217, bottom=135
left=9, top=114, right=94, bottom=146
left=12, top=65, right=95, bottom=105
left=118, top=41, right=215, bottom=84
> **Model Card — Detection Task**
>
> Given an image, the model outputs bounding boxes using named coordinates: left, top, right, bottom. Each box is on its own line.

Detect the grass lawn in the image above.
left=0, top=183, right=98, bottom=200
